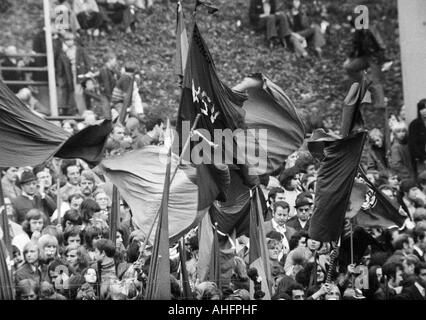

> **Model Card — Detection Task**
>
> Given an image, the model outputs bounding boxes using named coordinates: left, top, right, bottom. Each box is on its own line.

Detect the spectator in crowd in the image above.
left=73, top=0, right=106, bottom=37
left=56, top=31, right=91, bottom=115
left=264, top=201, right=295, bottom=255
left=64, top=225, right=84, bottom=246
left=16, top=88, right=47, bottom=117
left=399, top=179, right=422, bottom=220
left=14, top=241, right=49, bottom=285
left=79, top=169, right=97, bottom=198
left=409, top=99, right=426, bottom=176
left=62, top=119, right=79, bottom=134
left=33, top=164, right=56, bottom=203
left=265, top=187, right=286, bottom=221
left=248, top=0, right=291, bottom=49
left=15, top=279, right=40, bottom=300
left=286, top=0, right=326, bottom=58
left=397, top=262, right=426, bottom=300
left=133, top=117, right=164, bottom=149
left=1, top=167, right=21, bottom=200
left=65, top=243, right=91, bottom=275
left=389, top=122, right=415, bottom=180
left=98, top=51, right=119, bottom=102
left=1, top=45, right=25, bottom=93
left=11, top=171, right=56, bottom=224
left=279, top=166, right=301, bottom=217
left=52, top=0, right=81, bottom=35
left=343, top=14, right=391, bottom=109
left=286, top=194, right=312, bottom=232
left=367, top=128, right=388, bottom=172
left=93, top=189, right=111, bottom=221
left=59, top=160, right=82, bottom=201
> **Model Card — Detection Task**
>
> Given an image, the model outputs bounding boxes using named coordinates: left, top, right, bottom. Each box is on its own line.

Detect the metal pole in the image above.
left=43, top=0, right=58, bottom=117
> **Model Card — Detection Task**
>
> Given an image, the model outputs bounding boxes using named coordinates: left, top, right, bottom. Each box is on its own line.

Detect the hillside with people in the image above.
left=0, top=0, right=402, bottom=131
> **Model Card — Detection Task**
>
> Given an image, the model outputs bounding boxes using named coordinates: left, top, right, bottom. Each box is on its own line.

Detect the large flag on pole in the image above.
left=233, top=73, right=305, bottom=175
left=353, top=169, right=407, bottom=228
left=308, top=131, right=367, bottom=242
left=176, top=22, right=246, bottom=163
left=100, top=145, right=230, bottom=242
left=249, top=187, right=272, bottom=300
left=0, top=79, right=112, bottom=167
left=145, top=148, right=171, bottom=300
left=175, top=1, right=189, bottom=80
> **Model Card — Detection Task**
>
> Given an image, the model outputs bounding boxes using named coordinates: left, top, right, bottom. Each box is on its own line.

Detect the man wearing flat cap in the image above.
left=286, top=193, right=313, bottom=232
left=11, top=170, right=56, bottom=224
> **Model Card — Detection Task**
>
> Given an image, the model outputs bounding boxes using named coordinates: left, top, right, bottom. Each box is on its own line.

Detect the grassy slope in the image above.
left=0, top=0, right=402, bottom=132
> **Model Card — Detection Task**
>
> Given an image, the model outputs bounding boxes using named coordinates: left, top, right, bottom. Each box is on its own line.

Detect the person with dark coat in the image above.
left=249, top=0, right=292, bottom=48
left=1, top=45, right=25, bottom=93
left=408, top=99, right=426, bottom=176
left=11, top=171, right=56, bottom=224
left=395, top=262, right=426, bottom=300
left=389, top=122, right=415, bottom=180
left=343, top=16, right=391, bottom=109
left=56, top=31, right=91, bottom=115
left=286, top=0, right=325, bottom=58
left=367, top=128, right=388, bottom=172
left=98, top=52, right=119, bottom=102
left=286, top=194, right=312, bottom=232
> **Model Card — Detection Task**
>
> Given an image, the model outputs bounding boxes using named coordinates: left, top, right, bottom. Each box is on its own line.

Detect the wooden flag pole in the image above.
left=0, top=182, right=12, bottom=256
left=178, top=237, right=192, bottom=299
left=137, top=113, right=201, bottom=257
left=56, top=177, right=62, bottom=228
left=109, top=185, right=119, bottom=245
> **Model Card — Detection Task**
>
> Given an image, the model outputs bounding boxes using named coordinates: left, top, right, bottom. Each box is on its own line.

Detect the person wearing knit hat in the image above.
left=409, top=99, right=426, bottom=175
left=389, top=121, right=415, bottom=181
left=11, top=171, right=56, bottom=224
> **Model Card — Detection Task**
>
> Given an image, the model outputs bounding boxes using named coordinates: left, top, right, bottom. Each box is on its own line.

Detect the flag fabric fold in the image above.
left=0, top=79, right=112, bottom=167
left=308, top=131, right=367, bottom=242
left=233, top=73, right=305, bottom=175
left=176, top=22, right=246, bottom=160
left=0, top=79, right=70, bottom=167
left=145, top=148, right=171, bottom=300
left=99, top=146, right=230, bottom=242
left=353, top=170, right=407, bottom=229
left=55, top=119, right=112, bottom=167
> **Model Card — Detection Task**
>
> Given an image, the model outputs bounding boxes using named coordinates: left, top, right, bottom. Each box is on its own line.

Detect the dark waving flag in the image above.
left=353, top=169, right=407, bottom=228
left=308, top=131, right=367, bottom=242
left=0, top=79, right=69, bottom=167
left=341, top=74, right=371, bottom=137
left=176, top=22, right=246, bottom=163
left=307, top=128, right=341, bottom=161
left=233, top=73, right=305, bottom=175
left=0, top=79, right=112, bottom=167
left=55, top=119, right=112, bottom=167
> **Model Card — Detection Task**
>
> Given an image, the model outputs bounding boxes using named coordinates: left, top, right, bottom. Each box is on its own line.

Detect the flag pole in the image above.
left=0, top=181, right=12, bottom=256
left=56, top=177, right=62, bottom=228
left=137, top=113, right=201, bottom=257
left=178, top=237, right=192, bottom=299
left=109, top=185, right=119, bottom=245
